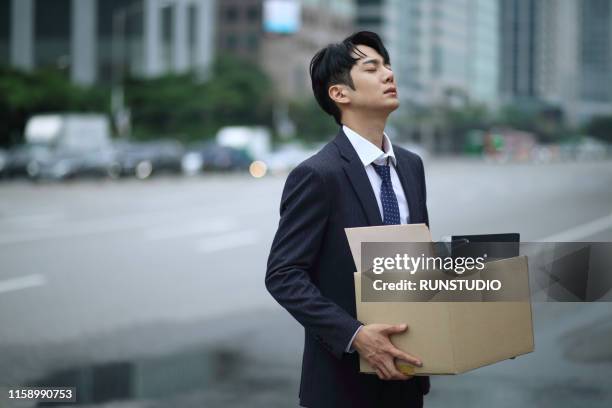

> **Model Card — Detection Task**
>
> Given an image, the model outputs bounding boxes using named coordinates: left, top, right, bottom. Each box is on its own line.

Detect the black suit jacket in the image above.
left=266, top=128, right=431, bottom=408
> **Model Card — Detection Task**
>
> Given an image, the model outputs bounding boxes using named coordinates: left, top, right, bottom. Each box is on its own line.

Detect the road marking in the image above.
left=196, top=230, right=260, bottom=253
left=0, top=212, right=65, bottom=226
left=0, top=206, right=269, bottom=246
left=538, top=213, right=612, bottom=242
left=0, top=212, right=175, bottom=245
left=0, top=274, right=47, bottom=294
left=145, top=218, right=238, bottom=240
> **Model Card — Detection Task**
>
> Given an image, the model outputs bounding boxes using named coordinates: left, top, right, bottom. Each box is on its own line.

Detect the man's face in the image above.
left=338, top=45, right=399, bottom=114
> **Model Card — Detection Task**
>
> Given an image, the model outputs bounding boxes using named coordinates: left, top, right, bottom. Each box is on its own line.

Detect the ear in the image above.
left=328, top=84, right=350, bottom=106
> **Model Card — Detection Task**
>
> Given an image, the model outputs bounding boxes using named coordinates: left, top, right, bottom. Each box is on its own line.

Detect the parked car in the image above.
left=262, top=144, right=317, bottom=175
left=1, top=144, right=54, bottom=178
left=21, top=113, right=119, bottom=180
left=0, top=148, right=7, bottom=178
left=34, top=145, right=121, bottom=180
left=182, top=143, right=253, bottom=175
left=114, top=139, right=184, bottom=179
left=574, top=137, right=609, bottom=161
left=216, top=126, right=271, bottom=160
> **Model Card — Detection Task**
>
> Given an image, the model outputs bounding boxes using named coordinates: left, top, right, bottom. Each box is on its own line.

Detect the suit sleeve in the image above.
left=265, top=164, right=362, bottom=359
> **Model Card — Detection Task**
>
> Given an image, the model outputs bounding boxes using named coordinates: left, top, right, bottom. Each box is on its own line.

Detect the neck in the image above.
left=342, top=110, right=388, bottom=148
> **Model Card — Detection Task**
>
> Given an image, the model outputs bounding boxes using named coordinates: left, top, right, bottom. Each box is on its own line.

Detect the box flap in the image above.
left=345, top=224, right=432, bottom=272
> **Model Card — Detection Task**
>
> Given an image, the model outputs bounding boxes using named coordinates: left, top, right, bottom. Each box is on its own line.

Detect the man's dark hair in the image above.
left=309, top=31, right=391, bottom=126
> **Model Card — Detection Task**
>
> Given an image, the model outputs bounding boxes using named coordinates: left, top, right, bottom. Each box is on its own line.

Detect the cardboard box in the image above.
left=346, top=224, right=534, bottom=375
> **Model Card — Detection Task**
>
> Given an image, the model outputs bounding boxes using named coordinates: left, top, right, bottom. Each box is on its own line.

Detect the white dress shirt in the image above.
left=342, top=125, right=410, bottom=352
left=343, top=125, right=410, bottom=225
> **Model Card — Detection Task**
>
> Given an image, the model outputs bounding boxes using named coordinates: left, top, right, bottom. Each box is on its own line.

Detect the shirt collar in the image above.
left=342, top=125, right=397, bottom=167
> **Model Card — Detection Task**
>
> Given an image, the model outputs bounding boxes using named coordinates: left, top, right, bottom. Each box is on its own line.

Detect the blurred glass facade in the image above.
left=500, top=0, right=538, bottom=100
left=1, top=0, right=611, bottom=151
left=3, top=0, right=611, bottom=124
left=503, top=0, right=612, bottom=125
left=357, top=0, right=499, bottom=108
left=1, top=0, right=216, bottom=84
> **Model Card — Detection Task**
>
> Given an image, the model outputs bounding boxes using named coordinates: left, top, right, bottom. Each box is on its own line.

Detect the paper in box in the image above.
left=345, top=224, right=534, bottom=375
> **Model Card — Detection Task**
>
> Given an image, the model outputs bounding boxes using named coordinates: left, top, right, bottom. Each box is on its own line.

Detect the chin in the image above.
left=386, top=99, right=400, bottom=112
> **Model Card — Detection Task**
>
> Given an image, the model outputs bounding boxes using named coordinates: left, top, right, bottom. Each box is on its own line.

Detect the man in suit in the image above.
left=266, top=31, right=430, bottom=408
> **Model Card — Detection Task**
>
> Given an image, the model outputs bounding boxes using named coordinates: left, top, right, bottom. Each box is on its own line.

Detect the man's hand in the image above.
left=352, top=323, right=422, bottom=381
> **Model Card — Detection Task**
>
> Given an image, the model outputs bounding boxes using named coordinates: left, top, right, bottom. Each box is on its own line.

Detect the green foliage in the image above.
left=0, top=55, right=274, bottom=146
left=497, top=104, right=568, bottom=142
left=207, top=55, right=274, bottom=128
left=125, top=55, right=274, bottom=143
left=125, top=73, right=207, bottom=141
left=497, top=105, right=537, bottom=131
left=0, top=66, right=108, bottom=146
left=287, top=98, right=338, bottom=142
left=446, top=104, right=490, bottom=129
left=585, top=115, right=612, bottom=143
left=3, top=58, right=605, bottom=149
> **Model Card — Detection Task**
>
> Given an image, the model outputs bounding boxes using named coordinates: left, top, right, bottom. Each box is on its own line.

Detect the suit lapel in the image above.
left=333, top=129, right=383, bottom=226
left=394, top=152, right=419, bottom=224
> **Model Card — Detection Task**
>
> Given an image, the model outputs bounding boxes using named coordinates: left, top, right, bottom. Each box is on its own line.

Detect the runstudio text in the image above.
left=372, top=278, right=503, bottom=292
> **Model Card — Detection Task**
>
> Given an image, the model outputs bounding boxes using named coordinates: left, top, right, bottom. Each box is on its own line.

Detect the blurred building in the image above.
left=499, top=0, right=539, bottom=101
left=537, top=0, right=612, bottom=124
left=216, top=0, right=355, bottom=99
left=500, top=0, right=612, bottom=125
left=262, top=0, right=355, bottom=98
left=354, top=0, right=498, bottom=152
left=1, top=0, right=216, bottom=85
left=356, top=0, right=499, bottom=108
left=215, top=0, right=261, bottom=61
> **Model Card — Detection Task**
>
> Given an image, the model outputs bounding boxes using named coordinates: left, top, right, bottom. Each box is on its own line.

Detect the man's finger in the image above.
left=389, top=348, right=422, bottom=367
left=381, top=323, right=408, bottom=335
left=381, top=357, right=410, bottom=380
left=375, top=368, right=386, bottom=380
left=374, top=361, right=391, bottom=380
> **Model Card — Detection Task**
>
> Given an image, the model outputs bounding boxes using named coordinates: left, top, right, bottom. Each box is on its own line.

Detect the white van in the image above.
left=25, top=114, right=112, bottom=150
left=22, top=113, right=119, bottom=179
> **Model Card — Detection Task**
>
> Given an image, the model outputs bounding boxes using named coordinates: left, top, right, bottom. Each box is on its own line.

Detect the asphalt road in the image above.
left=0, top=158, right=611, bottom=407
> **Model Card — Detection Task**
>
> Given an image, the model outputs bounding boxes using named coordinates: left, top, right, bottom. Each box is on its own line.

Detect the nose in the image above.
left=383, top=65, right=394, bottom=83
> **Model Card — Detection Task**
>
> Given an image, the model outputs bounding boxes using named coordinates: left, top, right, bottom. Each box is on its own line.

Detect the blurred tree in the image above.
left=497, top=104, right=568, bottom=142
left=389, top=104, right=490, bottom=153
left=125, top=73, right=208, bottom=141
left=444, top=104, right=491, bottom=152
left=207, top=55, right=274, bottom=131
left=390, top=102, right=575, bottom=153
left=0, top=55, right=275, bottom=148
left=585, top=115, right=612, bottom=143
left=0, top=66, right=108, bottom=147
left=287, top=98, right=338, bottom=142
left=124, top=55, right=274, bottom=143
left=446, top=104, right=490, bottom=129
left=497, top=105, right=538, bottom=131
